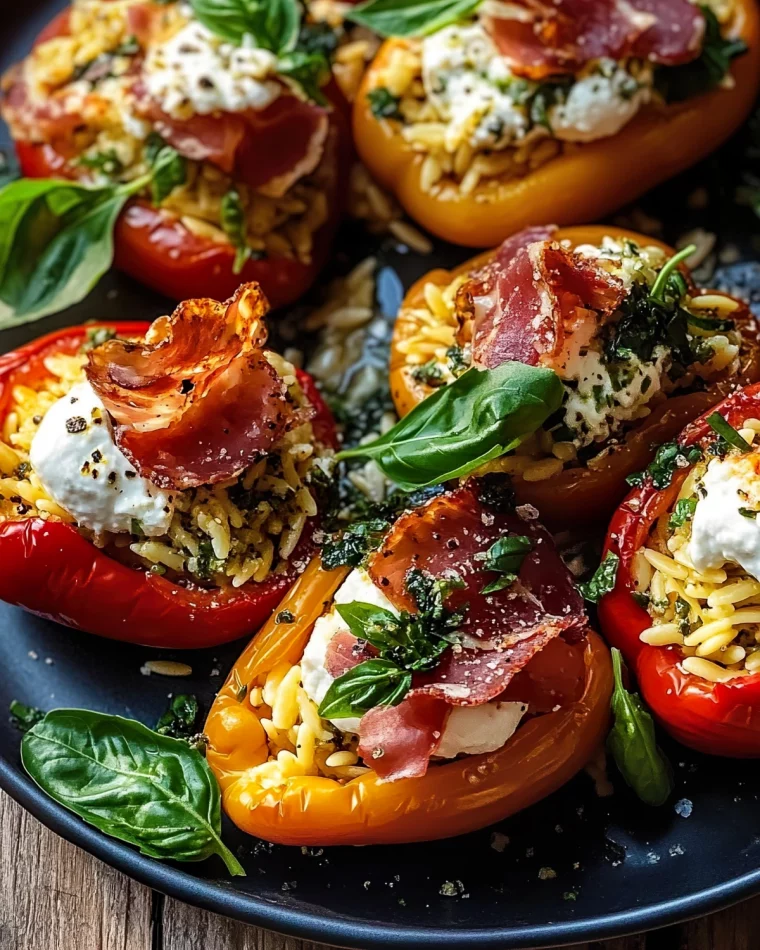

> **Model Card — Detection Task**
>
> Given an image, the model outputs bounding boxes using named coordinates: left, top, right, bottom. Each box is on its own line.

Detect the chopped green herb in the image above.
left=578, top=552, right=619, bottom=603
left=81, top=325, right=117, bottom=351
left=445, top=345, right=468, bottom=377
left=410, top=358, right=444, bottom=387
left=145, top=133, right=187, bottom=206
left=631, top=590, right=650, bottom=609
left=76, top=150, right=125, bottom=177
left=297, top=21, right=339, bottom=57
left=321, top=517, right=390, bottom=570
left=278, top=50, right=330, bottom=105
left=650, top=245, right=696, bottom=303
left=367, top=86, right=402, bottom=120
left=155, top=694, right=199, bottom=740
left=739, top=507, right=759, bottom=519
left=220, top=188, right=251, bottom=274
left=668, top=497, right=697, bottom=530
left=149, top=564, right=167, bottom=576
left=627, top=441, right=702, bottom=490
left=276, top=610, right=296, bottom=623
left=707, top=412, right=751, bottom=452
left=131, top=518, right=144, bottom=536
left=190, top=540, right=226, bottom=580
left=686, top=312, right=735, bottom=333
left=10, top=699, right=44, bottom=733
left=480, top=535, right=531, bottom=595
left=114, top=35, right=140, bottom=56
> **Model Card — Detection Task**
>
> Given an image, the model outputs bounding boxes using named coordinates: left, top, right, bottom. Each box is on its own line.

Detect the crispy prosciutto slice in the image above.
left=86, top=282, right=302, bottom=490
left=133, top=82, right=329, bottom=198
left=485, top=0, right=705, bottom=79
left=349, top=484, right=587, bottom=780
left=458, top=229, right=625, bottom=371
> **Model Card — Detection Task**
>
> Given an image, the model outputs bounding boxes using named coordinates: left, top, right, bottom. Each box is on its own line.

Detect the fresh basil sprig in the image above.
left=336, top=362, right=563, bottom=491
left=190, top=0, right=300, bottom=52
left=319, top=569, right=466, bottom=719
left=480, top=535, right=531, bottom=594
left=21, top=709, right=245, bottom=876
left=668, top=497, right=697, bottom=530
left=607, top=649, right=673, bottom=807
left=349, top=0, right=483, bottom=37
left=707, top=411, right=751, bottom=452
left=578, top=551, right=619, bottom=604
left=0, top=146, right=182, bottom=329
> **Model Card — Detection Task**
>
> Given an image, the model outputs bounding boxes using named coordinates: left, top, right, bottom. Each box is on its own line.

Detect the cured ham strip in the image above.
left=325, top=630, right=377, bottom=678
left=357, top=694, right=449, bottom=781
left=134, top=85, right=329, bottom=198
left=460, top=235, right=624, bottom=371
left=86, top=282, right=301, bottom=490
left=486, top=0, right=704, bottom=79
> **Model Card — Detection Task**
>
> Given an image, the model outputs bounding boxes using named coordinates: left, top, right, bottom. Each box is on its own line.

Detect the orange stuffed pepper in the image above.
left=388, top=225, right=760, bottom=530
left=352, top=0, right=760, bottom=247
left=206, top=480, right=612, bottom=846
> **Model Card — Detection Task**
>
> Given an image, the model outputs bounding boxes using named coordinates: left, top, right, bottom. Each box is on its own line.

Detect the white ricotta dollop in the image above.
left=29, top=381, right=174, bottom=538
left=549, top=61, right=652, bottom=143
left=688, top=454, right=760, bottom=579
left=301, top=568, right=526, bottom=756
left=143, top=20, right=281, bottom=120
left=420, top=23, right=529, bottom=151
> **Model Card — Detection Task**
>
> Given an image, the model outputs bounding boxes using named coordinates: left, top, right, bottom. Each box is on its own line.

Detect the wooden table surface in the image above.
left=2, top=791, right=759, bottom=950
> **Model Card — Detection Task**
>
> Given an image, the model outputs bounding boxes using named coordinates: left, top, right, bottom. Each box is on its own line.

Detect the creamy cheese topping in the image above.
left=30, top=382, right=174, bottom=538
left=549, top=61, right=652, bottom=143
left=688, top=454, right=760, bottom=579
left=420, top=23, right=651, bottom=150
left=301, top=568, right=526, bottom=756
left=143, top=19, right=281, bottom=120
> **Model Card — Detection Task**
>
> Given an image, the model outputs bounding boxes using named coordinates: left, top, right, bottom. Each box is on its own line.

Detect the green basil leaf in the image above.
left=145, top=135, right=187, bottom=205
left=0, top=178, right=132, bottom=329
left=686, top=312, right=735, bottom=332
left=336, top=362, right=563, bottom=491
left=668, top=497, right=697, bottom=530
left=349, top=0, right=483, bottom=37
left=707, top=411, right=751, bottom=452
left=190, top=0, right=300, bottom=52
left=367, top=86, right=402, bottom=120
left=9, top=699, right=45, bottom=733
left=21, top=709, right=245, bottom=875
left=220, top=187, right=251, bottom=274
left=278, top=50, right=330, bottom=105
left=649, top=244, right=696, bottom=303
left=321, top=517, right=390, bottom=570
left=607, top=649, right=673, bottom=807
left=578, top=551, right=619, bottom=604
left=336, top=601, right=399, bottom=650
left=318, top=659, right=412, bottom=719
left=481, top=573, right=517, bottom=595
left=482, top=535, right=531, bottom=573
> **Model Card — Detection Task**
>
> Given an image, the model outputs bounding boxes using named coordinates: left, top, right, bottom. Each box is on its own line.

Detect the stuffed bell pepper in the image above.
left=388, top=224, right=760, bottom=530
left=351, top=0, right=759, bottom=246
left=599, top=384, right=760, bottom=757
left=205, top=479, right=613, bottom=846
left=0, top=283, right=337, bottom=648
left=0, top=0, right=350, bottom=321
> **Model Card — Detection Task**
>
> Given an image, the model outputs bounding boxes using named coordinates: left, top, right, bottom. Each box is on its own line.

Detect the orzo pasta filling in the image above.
left=0, top=337, right=331, bottom=590
left=636, top=419, right=760, bottom=681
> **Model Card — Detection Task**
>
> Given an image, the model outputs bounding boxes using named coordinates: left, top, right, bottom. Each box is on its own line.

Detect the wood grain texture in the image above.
left=2, top=789, right=759, bottom=950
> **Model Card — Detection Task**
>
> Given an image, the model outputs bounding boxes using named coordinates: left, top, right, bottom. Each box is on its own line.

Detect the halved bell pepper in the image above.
left=5, top=9, right=351, bottom=310
left=354, top=5, right=760, bottom=248
left=390, top=224, right=760, bottom=531
left=205, top=559, right=613, bottom=846
left=598, top=382, right=760, bottom=756
left=0, top=323, right=337, bottom=649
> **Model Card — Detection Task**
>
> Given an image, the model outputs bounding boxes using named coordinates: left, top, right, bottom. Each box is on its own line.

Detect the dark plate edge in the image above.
left=2, top=759, right=760, bottom=949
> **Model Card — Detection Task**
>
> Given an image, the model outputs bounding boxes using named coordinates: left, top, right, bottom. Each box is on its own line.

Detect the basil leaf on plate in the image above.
left=145, top=134, right=187, bottom=205
left=607, top=649, right=673, bottom=807
left=278, top=50, right=331, bottom=105
left=349, top=0, right=484, bottom=38
left=336, top=362, right=563, bottom=491
left=190, top=0, right=300, bottom=52
left=21, top=709, right=245, bottom=876
left=318, top=658, right=412, bottom=719
left=578, top=551, right=620, bottom=604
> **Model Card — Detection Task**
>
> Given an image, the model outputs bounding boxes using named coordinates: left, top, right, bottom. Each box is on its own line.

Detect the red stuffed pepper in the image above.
left=599, top=383, right=760, bottom=756
left=0, top=1, right=350, bottom=315
left=0, top=283, right=337, bottom=649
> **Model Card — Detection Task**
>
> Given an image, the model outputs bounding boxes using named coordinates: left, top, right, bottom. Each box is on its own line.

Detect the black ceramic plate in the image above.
left=4, top=3, right=760, bottom=947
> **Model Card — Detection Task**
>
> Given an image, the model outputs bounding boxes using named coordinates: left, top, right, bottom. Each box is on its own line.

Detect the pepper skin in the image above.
left=598, top=383, right=760, bottom=757
left=390, top=225, right=760, bottom=531
left=354, top=6, right=760, bottom=248
left=7, top=12, right=350, bottom=311
left=205, top=559, right=613, bottom=846
left=0, top=323, right=337, bottom=649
